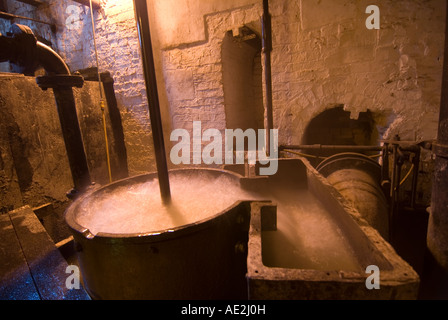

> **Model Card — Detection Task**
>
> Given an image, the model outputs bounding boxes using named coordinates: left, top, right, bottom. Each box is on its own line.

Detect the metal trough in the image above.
left=246, top=158, right=419, bottom=300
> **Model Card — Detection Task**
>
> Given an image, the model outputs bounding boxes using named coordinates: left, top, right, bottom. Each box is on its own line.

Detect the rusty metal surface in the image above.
left=65, top=168, right=250, bottom=299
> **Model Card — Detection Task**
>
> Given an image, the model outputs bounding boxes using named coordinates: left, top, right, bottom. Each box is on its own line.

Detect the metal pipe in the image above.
left=133, top=0, right=171, bottom=204
left=381, top=143, right=391, bottom=197
left=410, top=148, right=420, bottom=208
left=262, top=0, right=273, bottom=156
left=35, top=45, right=91, bottom=194
left=72, top=0, right=101, bottom=10
left=0, top=11, right=56, bottom=32
left=89, top=0, right=112, bottom=183
left=36, top=42, right=70, bottom=74
left=388, top=136, right=400, bottom=240
left=280, top=144, right=383, bottom=152
left=316, top=153, right=390, bottom=239
left=0, top=24, right=69, bottom=75
left=281, top=143, right=421, bottom=153
left=0, top=32, right=13, bottom=61
left=0, top=24, right=91, bottom=195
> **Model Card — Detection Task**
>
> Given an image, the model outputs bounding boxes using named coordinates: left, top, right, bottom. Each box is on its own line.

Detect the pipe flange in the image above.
left=36, top=74, right=84, bottom=89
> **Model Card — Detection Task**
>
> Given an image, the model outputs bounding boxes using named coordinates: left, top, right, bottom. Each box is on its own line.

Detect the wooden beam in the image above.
left=8, top=206, right=91, bottom=300
left=0, top=213, right=40, bottom=300
left=15, top=0, right=44, bottom=7
left=0, top=11, right=57, bottom=32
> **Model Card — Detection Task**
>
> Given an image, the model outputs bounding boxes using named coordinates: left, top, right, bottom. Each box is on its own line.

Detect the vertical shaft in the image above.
left=133, top=0, right=171, bottom=203
left=262, top=0, right=273, bottom=156
left=90, top=0, right=112, bottom=183
left=425, top=0, right=448, bottom=298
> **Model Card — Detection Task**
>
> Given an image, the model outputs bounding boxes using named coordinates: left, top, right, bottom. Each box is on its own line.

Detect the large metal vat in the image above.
left=64, top=169, right=252, bottom=300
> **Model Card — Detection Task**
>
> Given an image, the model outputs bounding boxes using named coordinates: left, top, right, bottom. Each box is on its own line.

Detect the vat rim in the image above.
left=64, top=167, right=251, bottom=241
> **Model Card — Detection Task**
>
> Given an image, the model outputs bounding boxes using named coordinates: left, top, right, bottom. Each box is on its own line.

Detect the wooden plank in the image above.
left=0, top=11, right=57, bottom=32
left=0, top=213, right=40, bottom=300
left=14, top=0, right=44, bottom=7
left=8, top=206, right=90, bottom=300
left=32, top=203, right=53, bottom=220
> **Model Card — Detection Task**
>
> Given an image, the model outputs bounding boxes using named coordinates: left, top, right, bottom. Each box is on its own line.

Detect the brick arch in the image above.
left=302, top=106, right=379, bottom=164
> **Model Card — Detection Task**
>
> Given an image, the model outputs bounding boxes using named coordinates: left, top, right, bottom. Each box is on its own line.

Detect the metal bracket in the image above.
left=36, top=74, right=84, bottom=90
left=433, top=143, right=448, bottom=158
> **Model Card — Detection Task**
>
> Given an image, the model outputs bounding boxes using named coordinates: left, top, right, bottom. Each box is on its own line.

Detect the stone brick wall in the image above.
left=1, top=0, right=445, bottom=205
left=0, top=73, right=121, bottom=210
left=269, top=0, right=445, bottom=146
left=161, top=4, right=263, bottom=161
left=54, top=0, right=154, bottom=176
left=0, top=0, right=55, bottom=44
left=268, top=0, right=445, bottom=205
left=149, top=0, right=444, bottom=149
left=4, top=0, right=442, bottom=167
left=148, top=0, right=444, bottom=204
left=1, top=0, right=155, bottom=176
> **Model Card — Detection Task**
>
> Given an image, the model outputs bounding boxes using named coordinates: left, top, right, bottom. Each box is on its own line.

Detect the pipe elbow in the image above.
left=0, top=33, right=14, bottom=62
left=0, top=24, right=70, bottom=75
left=36, top=42, right=70, bottom=75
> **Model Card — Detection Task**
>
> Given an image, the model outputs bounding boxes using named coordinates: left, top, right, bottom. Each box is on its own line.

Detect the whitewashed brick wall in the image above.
left=1, top=0, right=445, bottom=184
left=1, top=0, right=155, bottom=175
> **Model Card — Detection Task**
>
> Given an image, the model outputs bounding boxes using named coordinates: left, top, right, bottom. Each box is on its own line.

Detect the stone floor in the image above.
left=1, top=201, right=446, bottom=300
left=0, top=206, right=90, bottom=300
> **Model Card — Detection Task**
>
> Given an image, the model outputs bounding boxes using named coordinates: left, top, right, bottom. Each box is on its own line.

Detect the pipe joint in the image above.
left=0, top=23, right=70, bottom=75
left=5, top=24, right=38, bottom=75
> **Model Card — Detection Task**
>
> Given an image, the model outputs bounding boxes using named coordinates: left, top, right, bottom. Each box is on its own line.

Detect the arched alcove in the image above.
left=222, top=27, right=264, bottom=131
left=303, top=106, right=379, bottom=164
